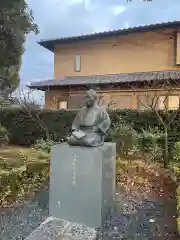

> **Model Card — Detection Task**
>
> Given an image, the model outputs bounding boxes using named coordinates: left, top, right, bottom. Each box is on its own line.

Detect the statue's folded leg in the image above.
left=80, top=135, right=103, bottom=147
left=67, top=134, right=103, bottom=147
left=68, top=135, right=87, bottom=146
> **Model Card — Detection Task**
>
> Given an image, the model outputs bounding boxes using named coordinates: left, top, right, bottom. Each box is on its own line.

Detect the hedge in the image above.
left=0, top=107, right=180, bottom=146
left=0, top=107, right=76, bottom=145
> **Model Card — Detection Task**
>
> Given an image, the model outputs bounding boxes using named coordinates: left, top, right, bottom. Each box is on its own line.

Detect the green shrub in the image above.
left=108, top=122, right=138, bottom=157
left=137, top=128, right=163, bottom=162
left=0, top=107, right=76, bottom=145
left=0, top=161, right=49, bottom=205
left=0, top=124, right=9, bottom=146
left=138, top=130, right=156, bottom=153
left=173, top=141, right=180, bottom=164
left=33, top=138, right=55, bottom=154
left=1, top=107, right=180, bottom=150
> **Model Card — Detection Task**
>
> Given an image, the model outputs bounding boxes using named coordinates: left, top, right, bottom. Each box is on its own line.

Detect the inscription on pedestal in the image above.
left=49, top=143, right=116, bottom=229
left=72, top=152, right=77, bottom=186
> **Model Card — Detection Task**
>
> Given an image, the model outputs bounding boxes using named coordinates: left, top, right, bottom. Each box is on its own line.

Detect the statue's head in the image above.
left=85, top=89, right=97, bottom=108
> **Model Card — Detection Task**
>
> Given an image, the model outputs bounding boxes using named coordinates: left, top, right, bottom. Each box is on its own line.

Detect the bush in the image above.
left=0, top=161, right=49, bottom=205
left=0, top=124, right=9, bottom=146
left=0, top=107, right=76, bottom=145
left=137, top=128, right=163, bottom=162
left=173, top=141, right=180, bottom=164
left=1, top=107, right=180, bottom=150
left=33, top=138, right=55, bottom=154
left=108, top=122, right=138, bottom=157
left=138, top=130, right=157, bottom=152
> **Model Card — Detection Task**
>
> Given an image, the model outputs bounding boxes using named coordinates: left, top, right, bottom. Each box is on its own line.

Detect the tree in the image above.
left=0, top=0, right=39, bottom=95
left=131, top=80, right=180, bottom=167
left=12, top=88, right=50, bottom=140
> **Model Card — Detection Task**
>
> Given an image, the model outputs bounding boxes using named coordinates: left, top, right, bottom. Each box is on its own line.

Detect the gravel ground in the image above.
left=0, top=184, right=49, bottom=240
left=0, top=177, right=179, bottom=240
left=103, top=184, right=178, bottom=239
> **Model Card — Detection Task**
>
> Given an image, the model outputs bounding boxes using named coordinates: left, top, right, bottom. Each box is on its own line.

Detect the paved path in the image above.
left=0, top=171, right=179, bottom=239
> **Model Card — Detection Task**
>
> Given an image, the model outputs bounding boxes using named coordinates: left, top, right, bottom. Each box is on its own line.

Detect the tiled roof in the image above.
left=28, top=70, right=180, bottom=90
left=38, top=21, right=180, bottom=52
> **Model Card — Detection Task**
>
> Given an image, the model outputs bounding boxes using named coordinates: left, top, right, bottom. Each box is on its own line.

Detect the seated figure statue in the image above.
left=67, top=89, right=111, bottom=147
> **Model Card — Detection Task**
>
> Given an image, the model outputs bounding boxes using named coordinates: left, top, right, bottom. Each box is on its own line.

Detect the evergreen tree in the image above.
left=0, top=0, right=39, bottom=96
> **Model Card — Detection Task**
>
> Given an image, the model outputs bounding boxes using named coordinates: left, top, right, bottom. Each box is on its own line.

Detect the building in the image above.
left=28, top=21, right=180, bottom=110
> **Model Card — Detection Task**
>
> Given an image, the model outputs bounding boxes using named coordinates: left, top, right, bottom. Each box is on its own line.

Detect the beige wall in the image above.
left=46, top=29, right=180, bottom=110
left=45, top=89, right=69, bottom=110
left=45, top=88, right=180, bottom=110
left=54, top=30, right=180, bottom=78
left=176, top=31, right=180, bottom=64
left=99, top=89, right=180, bottom=110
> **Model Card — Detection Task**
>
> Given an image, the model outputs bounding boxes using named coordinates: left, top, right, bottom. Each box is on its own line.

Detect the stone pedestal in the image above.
left=49, top=142, right=116, bottom=229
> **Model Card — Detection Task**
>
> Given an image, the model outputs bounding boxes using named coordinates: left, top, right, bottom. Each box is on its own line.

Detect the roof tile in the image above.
left=28, top=70, right=180, bottom=90
left=38, top=20, right=180, bottom=51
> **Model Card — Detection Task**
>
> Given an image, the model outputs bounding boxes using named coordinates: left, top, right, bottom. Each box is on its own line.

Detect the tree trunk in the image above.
left=45, top=127, right=50, bottom=141
left=164, top=126, right=169, bottom=168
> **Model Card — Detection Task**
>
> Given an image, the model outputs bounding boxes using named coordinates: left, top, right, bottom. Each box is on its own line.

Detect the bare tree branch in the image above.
left=131, top=79, right=180, bottom=167
left=13, top=88, right=50, bottom=140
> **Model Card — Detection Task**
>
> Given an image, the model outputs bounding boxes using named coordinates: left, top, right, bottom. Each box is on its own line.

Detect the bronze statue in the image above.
left=67, top=89, right=111, bottom=147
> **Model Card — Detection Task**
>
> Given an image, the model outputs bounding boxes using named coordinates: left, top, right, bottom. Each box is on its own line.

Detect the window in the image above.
left=58, top=101, right=67, bottom=110
left=168, top=96, right=180, bottom=110
left=75, top=55, right=81, bottom=72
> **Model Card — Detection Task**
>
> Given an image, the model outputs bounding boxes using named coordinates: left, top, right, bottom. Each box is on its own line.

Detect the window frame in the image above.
left=168, top=95, right=180, bottom=110
left=58, top=100, right=68, bottom=110
left=75, top=55, right=81, bottom=72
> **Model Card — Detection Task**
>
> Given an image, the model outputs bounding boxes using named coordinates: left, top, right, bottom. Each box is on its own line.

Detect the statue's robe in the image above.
left=68, top=105, right=111, bottom=147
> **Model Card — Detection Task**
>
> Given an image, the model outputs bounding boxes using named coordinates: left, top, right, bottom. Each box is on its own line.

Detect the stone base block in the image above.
left=25, top=217, right=97, bottom=240
left=49, top=143, right=116, bottom=229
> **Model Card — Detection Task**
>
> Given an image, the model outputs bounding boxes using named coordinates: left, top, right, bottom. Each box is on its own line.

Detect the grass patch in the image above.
left=0, top=146, right=48, bottom=169
left=0, top=146, right=49, bottom=206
